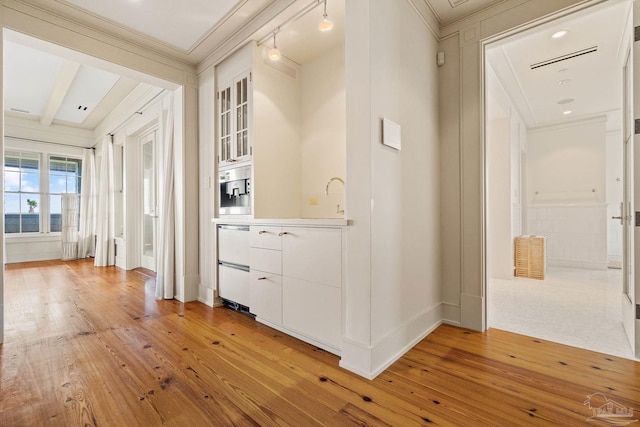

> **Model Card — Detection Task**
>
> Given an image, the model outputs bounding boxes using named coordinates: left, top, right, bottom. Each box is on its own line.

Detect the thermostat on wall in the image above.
left=382, top=117, right=401, bottom=151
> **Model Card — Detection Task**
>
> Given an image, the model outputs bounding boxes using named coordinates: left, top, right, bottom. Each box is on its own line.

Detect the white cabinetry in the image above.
left=218, top=71, right=251, bottom=167
left=248, top=225, right=342, bottom=354
left=217, top=225, right=250, bottom=308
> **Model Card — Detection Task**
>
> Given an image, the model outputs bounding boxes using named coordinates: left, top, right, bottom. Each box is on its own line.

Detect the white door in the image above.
left=621, top=47, right=635, bottom=356
left=141, top=131, right=157, bottom=271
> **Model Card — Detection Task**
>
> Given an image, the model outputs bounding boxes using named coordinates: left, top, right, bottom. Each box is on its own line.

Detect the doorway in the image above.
left=484, top=0, right=635, bottom=359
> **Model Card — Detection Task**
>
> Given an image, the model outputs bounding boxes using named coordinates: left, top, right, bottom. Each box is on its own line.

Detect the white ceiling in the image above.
left=486, top=1, right=631, bottom=130
left=4, top=30, right=143, bottom=130
left=425, top=0, right=504, bottom=25
left=5, top=0, right=629, bottom=135
left=60, top=0, right=240, bottom=51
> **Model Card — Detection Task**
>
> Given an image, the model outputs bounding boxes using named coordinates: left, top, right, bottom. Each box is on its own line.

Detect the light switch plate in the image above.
left=382, top=117, right=401, bottom=151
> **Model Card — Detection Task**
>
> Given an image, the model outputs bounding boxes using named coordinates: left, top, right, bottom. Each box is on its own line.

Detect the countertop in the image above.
left=211, top=217, right=349, bottom=227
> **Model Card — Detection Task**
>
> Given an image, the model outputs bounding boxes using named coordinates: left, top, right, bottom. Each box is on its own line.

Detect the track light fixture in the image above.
left=319, top=0, right=333, bottom=32
left=268, top=31, right=281, bottom=61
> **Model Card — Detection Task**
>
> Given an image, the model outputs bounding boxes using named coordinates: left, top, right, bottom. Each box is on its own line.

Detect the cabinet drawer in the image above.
left=250, top=248, right=282, bottom=275
left=218, top=264, right=250, bottom=307
left=250, top=271, right=282, bottom=325
left=249, top=226, right=282, bottom=250
left=218, top=225, right=250, bottom=265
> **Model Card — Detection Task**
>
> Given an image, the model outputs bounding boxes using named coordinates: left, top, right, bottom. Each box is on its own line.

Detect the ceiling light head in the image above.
left=268, top=31, right=281, bottom=61
left=552, top=30, right=568, bottom=39
left=558, top=79, right=571, bottom=85
left=562, top=110, right=573, bottom=115
left=319, top=0, right=333, bottom=32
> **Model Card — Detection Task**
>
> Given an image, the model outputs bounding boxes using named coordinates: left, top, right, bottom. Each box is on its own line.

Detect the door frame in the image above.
left=480, top=0, right=637, bottom=358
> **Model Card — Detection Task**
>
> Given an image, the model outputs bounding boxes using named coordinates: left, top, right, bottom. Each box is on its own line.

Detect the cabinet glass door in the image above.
left=235, top=76, right=250, bottom=160
left=218, top=87, right=232, bottom=163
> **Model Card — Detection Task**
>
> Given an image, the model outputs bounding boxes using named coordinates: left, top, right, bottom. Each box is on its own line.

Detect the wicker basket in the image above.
left=514, top=236, right=546, bottom=280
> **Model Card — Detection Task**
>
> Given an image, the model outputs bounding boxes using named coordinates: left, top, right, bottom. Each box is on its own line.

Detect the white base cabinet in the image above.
left=283, top=277, right=341, bottom=350
left=248, top=224, right=342, bottom=354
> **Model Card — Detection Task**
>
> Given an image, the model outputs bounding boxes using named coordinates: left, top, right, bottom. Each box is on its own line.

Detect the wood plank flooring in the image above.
left=1, top=259, right=639, bottom=426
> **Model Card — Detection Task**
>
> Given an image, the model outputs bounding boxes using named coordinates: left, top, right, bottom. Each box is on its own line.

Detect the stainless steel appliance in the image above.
left=219, top=165, right=251, bottom=215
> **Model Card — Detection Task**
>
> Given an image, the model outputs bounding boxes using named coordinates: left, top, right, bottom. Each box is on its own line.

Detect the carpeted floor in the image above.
left=488, top=266, right=636, bottom=360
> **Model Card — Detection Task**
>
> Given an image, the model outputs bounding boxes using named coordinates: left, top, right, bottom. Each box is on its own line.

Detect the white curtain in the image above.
left=77, top=148, right=96, bottom=258
left=61, top=193, right=79, bottom=260
left=156, top=98, right=175, bottom=299
left=94, top=135, right=115, bottom=266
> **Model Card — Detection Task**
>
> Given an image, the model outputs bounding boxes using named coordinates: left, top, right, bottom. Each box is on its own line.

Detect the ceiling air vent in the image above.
left=448, top=0, right=469, bottom=7
left=530, top=46, right=598, bottom=70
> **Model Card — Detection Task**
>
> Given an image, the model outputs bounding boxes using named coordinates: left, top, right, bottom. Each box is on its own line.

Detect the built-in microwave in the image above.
left=219, top=165, right=251, bottom=216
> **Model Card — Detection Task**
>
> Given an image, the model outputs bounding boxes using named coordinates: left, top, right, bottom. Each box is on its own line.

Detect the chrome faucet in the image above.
left=325, top=177, right=345, bottom=215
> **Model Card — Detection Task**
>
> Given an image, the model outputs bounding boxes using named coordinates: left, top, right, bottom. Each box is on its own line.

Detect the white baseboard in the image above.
left=340, top=303, right=443, bottom=379
left=461, top=293, right=484, bottom=331
left=197, top=286, right=215, bottom=307
left=442, top=302, right=461, bottom=325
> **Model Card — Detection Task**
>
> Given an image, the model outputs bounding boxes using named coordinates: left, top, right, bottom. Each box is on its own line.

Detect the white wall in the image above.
left=300, top=46, right=346, bottom=219
left=527, top=118, right=607, bottom=205
left=525, top=118, right=608, bottom=270
left=253, top=44, right=302, bottom=219
left=342, top=0, right=440, bottom=378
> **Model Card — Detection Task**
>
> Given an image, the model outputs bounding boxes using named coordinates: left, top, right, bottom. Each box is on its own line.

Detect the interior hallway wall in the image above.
left=342, top=0, right=440, bottom=378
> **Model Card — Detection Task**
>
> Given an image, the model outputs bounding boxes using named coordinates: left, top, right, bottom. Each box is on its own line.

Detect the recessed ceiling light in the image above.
left=558, top=79, right=571, bottom=85
left=557, top=98, right=574, bottom=105
left=562, top=110, right=573, bottom=115
left=552, top=30, right=568, bottom=39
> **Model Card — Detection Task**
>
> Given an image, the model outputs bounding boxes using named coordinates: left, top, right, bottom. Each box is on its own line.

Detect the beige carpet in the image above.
left=488, top=266, right=636, bottom=360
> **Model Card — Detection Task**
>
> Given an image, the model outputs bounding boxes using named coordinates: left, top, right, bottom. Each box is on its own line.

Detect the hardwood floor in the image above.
left=1, top=259, right=638, bottom=426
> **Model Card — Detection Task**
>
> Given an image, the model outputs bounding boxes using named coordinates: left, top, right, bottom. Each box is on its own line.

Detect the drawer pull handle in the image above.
left=258, top=277, right=267, bottom=280
left=278, top=232, right=288, bottom=236
left=258, top=230, right=267, bottom=234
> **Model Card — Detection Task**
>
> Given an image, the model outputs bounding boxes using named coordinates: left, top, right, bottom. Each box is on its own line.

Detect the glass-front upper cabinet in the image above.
left=218, top=71, right=251, bottom=167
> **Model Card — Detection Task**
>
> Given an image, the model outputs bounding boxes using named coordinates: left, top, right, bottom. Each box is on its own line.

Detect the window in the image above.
left=49, top=156, right=82, bottom=232
left=4, top=152, right=41, bottom=233
left=4, top=151, right=82, bottom=234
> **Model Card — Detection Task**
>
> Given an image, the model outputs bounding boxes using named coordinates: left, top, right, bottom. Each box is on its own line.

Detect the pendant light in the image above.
left=268, top=31, right=281, bottom=61
left=318, top=0, right=333, bottom=32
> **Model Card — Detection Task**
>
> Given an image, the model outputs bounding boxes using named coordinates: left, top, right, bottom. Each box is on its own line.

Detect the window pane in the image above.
left=49, top=156, right=68, bottom=172
left=23, top=194, right=40, bottom=214
left=22, top=172, right=40, bottom=192
left=5, top=193, right=19, bottom=214
left=22, top=213, right=39, bottom=233
left=50, top=194, right=61, bottom=215
left=4, top=170, right=20, bottom=191
left=50, top=175, right=67, bottom=194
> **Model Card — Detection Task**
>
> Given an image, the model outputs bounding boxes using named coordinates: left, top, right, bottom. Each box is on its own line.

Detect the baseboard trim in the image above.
left=461, top=293, right=484, bottom=331
left=340, top=303, right=443, bottom=379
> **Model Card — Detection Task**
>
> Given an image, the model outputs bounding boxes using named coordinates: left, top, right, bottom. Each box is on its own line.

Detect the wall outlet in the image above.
left=309, top=197, right=318, bottom=206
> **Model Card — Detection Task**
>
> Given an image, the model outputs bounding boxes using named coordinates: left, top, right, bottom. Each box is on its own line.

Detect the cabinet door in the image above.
left=283, top=277, right=341, bottom=349
left=218, top=85, right=233, bottom=164
left=250, top=270, right=282, bottom=325
left=282, top=227, right=341, bottom=287
left=217, top=72, right=252, bottom=166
